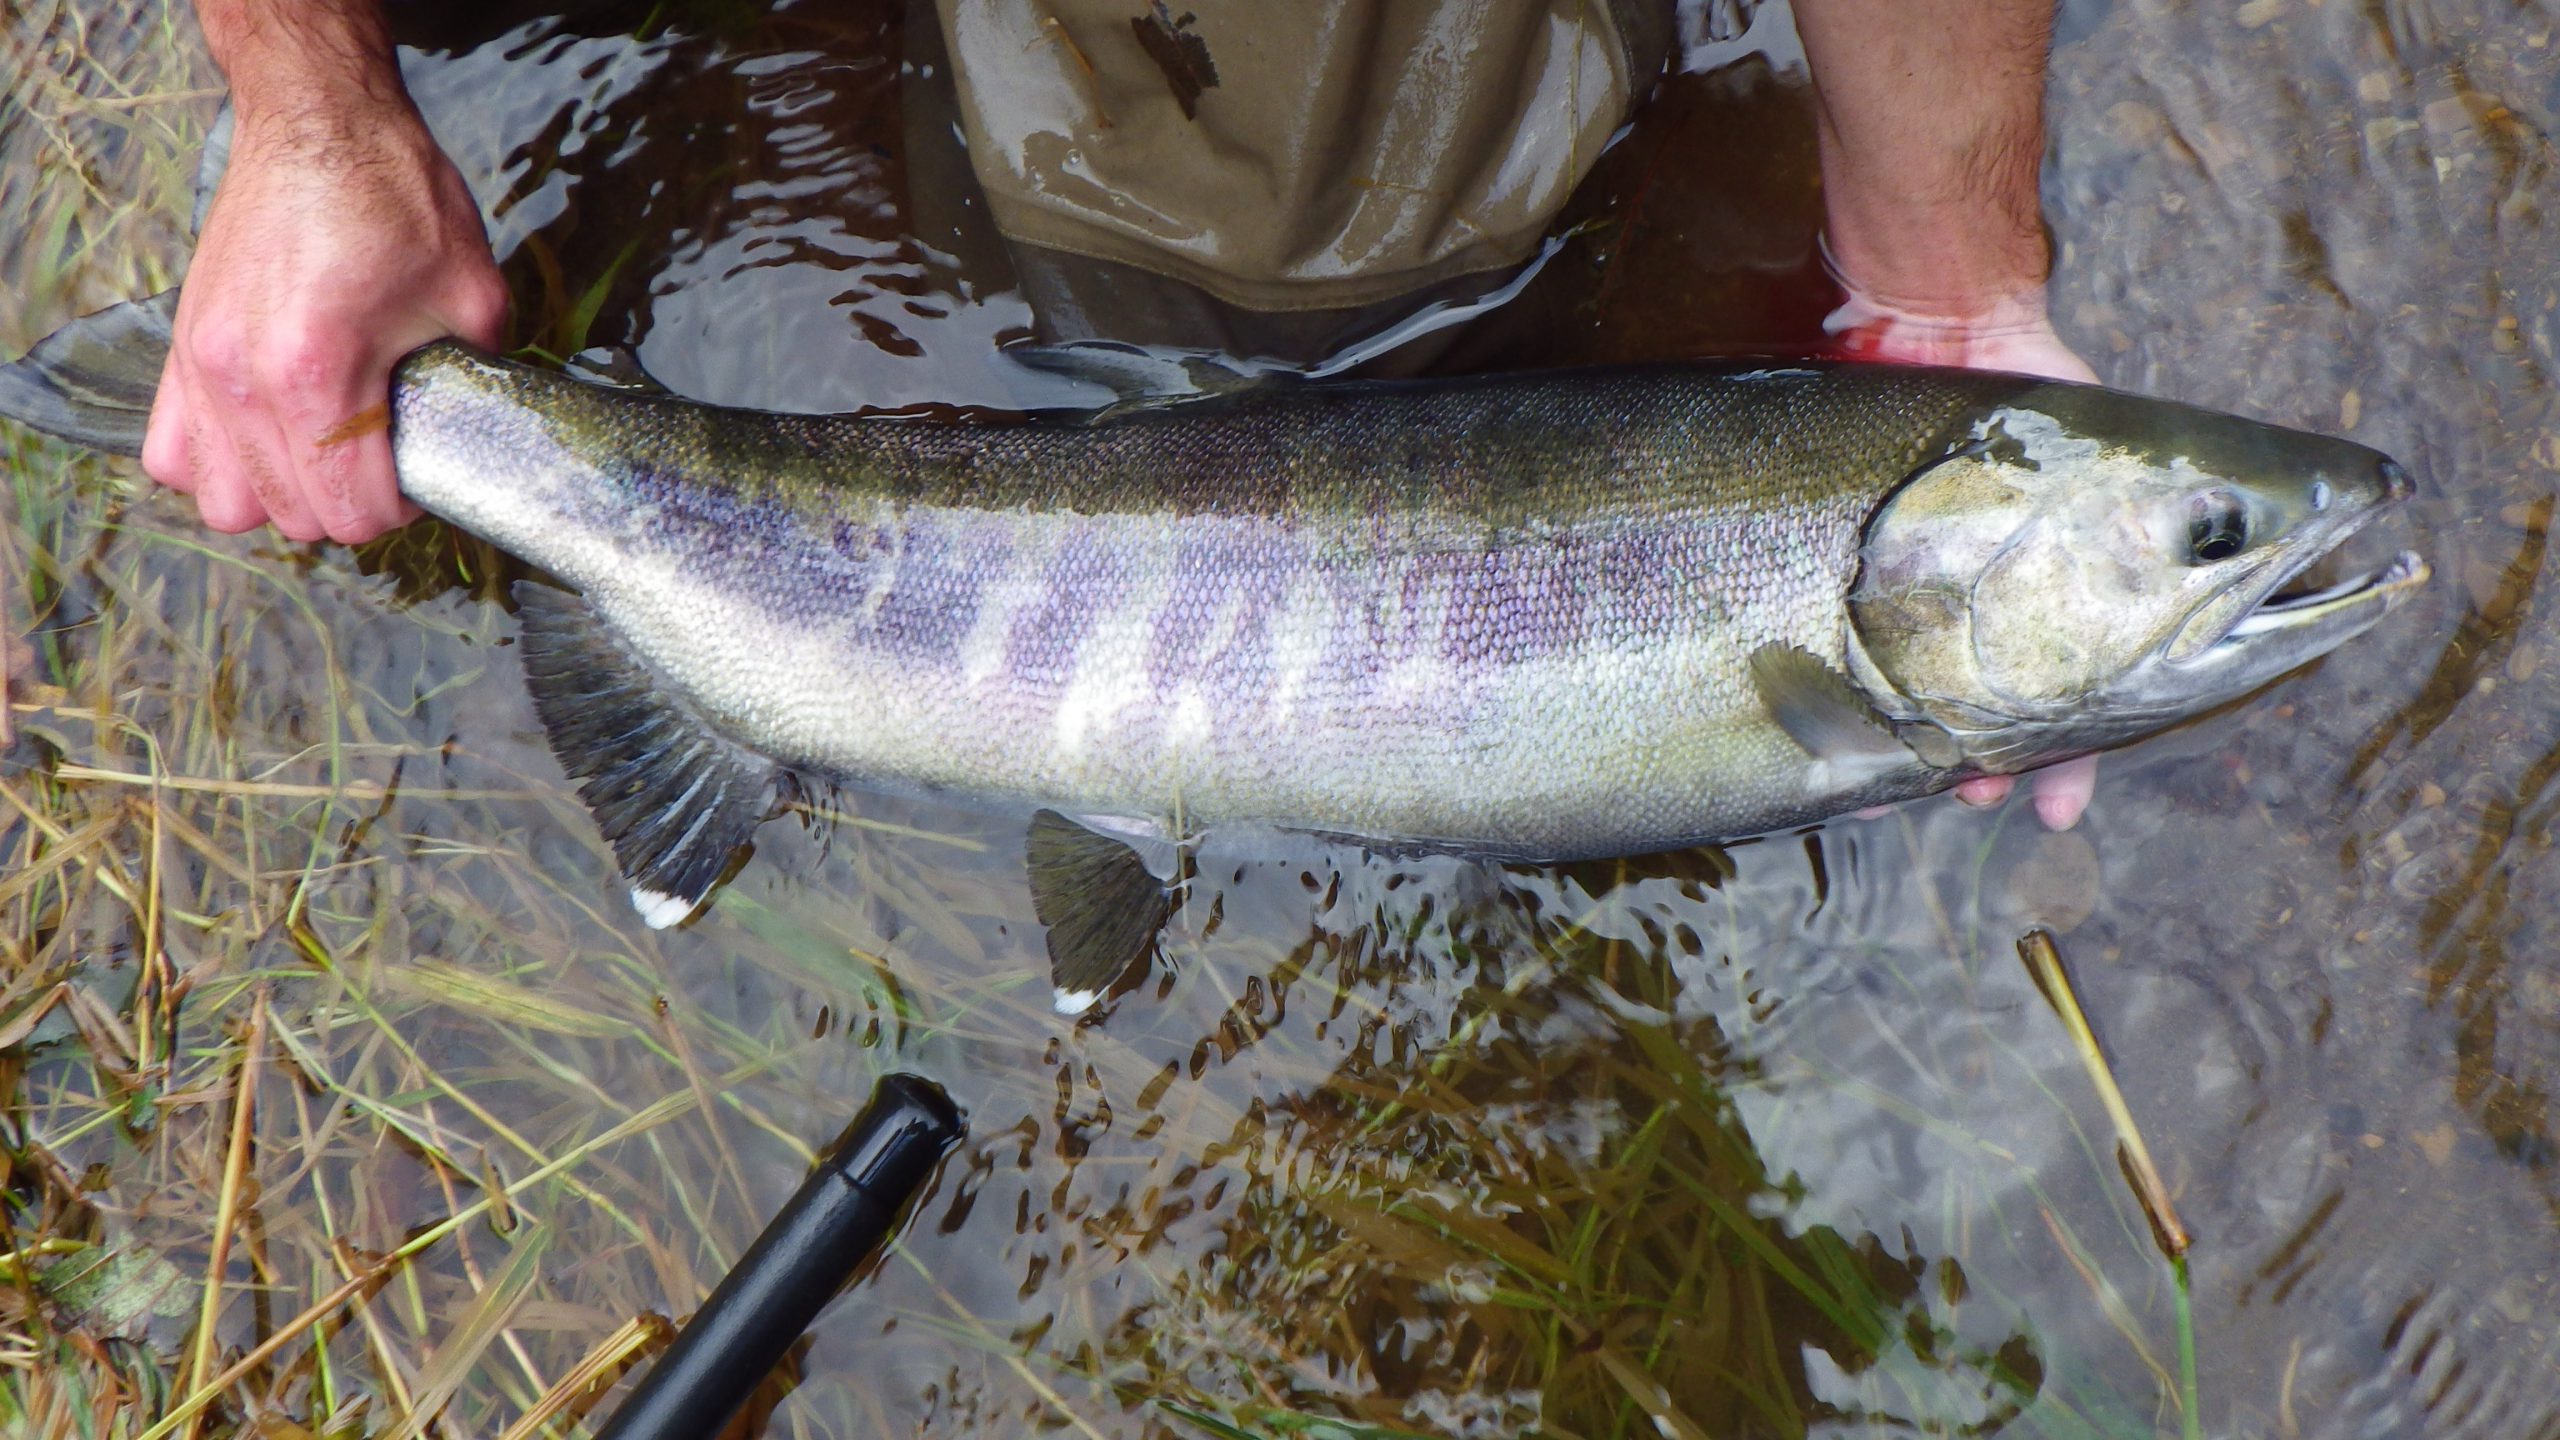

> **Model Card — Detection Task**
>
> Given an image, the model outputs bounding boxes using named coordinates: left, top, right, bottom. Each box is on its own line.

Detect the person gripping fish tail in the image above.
left=140, top=0, right=508, bottom=549
left=129, top=0, right=2104, bottom=832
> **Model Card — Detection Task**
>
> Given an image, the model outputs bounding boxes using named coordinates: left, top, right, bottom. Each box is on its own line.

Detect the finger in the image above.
left=2029, top=755, right=2099, bottom=832
left=437, top=265, right=513, bottom=352
left=1954, top=775, right=2013, bottom=808
left=314, top=424, right=409, bottom=543
left=194, top=465, right=271, bottom=533
left=163, top=336, right=273, bottom=533
left=141, top=350, right=197, bottom=494
left=228, top=406, right=326, bottom=543
left=1971, top=328, right=2099, bottom=385
left=184, top=402, right=270, bottom=534
left=291, top=394, right=407, bottom=544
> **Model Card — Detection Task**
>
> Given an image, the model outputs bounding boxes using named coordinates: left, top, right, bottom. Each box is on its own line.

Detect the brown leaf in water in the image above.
left=312, top=403, right=390, bottom=448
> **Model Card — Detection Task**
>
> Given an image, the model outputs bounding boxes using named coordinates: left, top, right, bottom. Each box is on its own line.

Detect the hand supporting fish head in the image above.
left=1845, top=382, right=2428, bottom=775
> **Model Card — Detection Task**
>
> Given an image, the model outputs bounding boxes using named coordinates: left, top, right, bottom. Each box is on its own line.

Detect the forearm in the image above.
left=193, top=0, right=414, bottom=127
left=1793, top=0, right=2058, bottom=313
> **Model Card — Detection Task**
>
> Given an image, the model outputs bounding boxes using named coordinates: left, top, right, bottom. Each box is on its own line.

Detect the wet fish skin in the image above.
left=387, top=344, right=2417, bottom=866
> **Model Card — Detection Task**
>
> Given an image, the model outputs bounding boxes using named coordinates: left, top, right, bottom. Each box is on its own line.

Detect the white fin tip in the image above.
left=632, top=888, right=697, bottom=929
left=1052, top=987, right=1101, bottom=1017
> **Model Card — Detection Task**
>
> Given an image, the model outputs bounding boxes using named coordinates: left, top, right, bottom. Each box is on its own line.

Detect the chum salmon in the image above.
left=0, top=292, right=2427, bottom=1010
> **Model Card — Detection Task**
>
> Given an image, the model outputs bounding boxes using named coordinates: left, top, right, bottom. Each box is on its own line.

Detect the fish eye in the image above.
left=2188, top=492, right=2249, bottom=564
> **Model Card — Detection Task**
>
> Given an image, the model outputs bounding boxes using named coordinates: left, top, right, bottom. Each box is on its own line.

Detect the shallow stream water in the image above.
left=2, top=1, right=2556, bottom=1437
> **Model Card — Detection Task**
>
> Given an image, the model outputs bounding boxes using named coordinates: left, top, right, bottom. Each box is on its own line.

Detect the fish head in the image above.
left=1848, top=382, right=2428, bottom=774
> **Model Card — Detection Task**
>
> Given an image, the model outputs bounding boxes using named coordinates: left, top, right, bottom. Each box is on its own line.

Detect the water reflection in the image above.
left=753, top=817, right=2124, bottom=1438
left=406, top=1, right=1072, bottom=412
left=3, top=0, right=2557, bottom=1436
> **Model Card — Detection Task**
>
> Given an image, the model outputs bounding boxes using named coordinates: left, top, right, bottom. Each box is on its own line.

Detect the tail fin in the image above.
left=0, top=290, right=179, bottom=458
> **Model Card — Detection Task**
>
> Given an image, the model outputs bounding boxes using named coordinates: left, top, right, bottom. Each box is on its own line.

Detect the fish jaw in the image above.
left=2136, top=549, right=2430, bottom=706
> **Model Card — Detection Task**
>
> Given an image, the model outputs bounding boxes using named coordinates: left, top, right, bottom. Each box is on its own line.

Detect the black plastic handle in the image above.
left=593, top=1071, right=965, bottom=1440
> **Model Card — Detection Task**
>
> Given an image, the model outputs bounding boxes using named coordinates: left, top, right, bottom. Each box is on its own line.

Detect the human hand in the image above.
left=143, top=93, right=507, bottom=544
left=1821, top=282, right=2098, bottom=385
left=1825, top=275, right=2101, bottom=831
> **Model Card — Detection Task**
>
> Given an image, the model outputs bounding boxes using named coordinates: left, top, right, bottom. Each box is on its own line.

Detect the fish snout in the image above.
left=2378, top=457, right=2415, bottom=502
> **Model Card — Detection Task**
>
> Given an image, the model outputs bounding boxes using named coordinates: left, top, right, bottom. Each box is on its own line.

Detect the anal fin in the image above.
left=1026, top=809, right=1177, bottom=1016
left=516, top=581, right=776, bottom=928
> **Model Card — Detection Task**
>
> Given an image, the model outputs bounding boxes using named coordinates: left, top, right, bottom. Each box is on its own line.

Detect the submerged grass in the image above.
left=0, top=17, right=813, bottom=1435
left=1137, top=858, right=2191, bottom=1440
left=1, top=4, right=2217, bottom=1437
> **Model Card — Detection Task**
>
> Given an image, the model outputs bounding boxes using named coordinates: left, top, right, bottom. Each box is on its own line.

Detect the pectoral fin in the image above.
left=516, top=582, right=776, bottom=928
left=1025, top=809, right=1176, bottom=1016
left=1748, top=643, right=1920, bottom=776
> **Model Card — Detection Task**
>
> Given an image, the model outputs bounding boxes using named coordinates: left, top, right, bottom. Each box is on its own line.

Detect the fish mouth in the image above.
left=2184, top=550, right=2431, bottom=664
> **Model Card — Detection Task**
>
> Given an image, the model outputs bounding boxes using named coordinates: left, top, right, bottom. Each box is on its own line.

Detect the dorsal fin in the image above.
left=515, top=582, right=776, bottom=927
